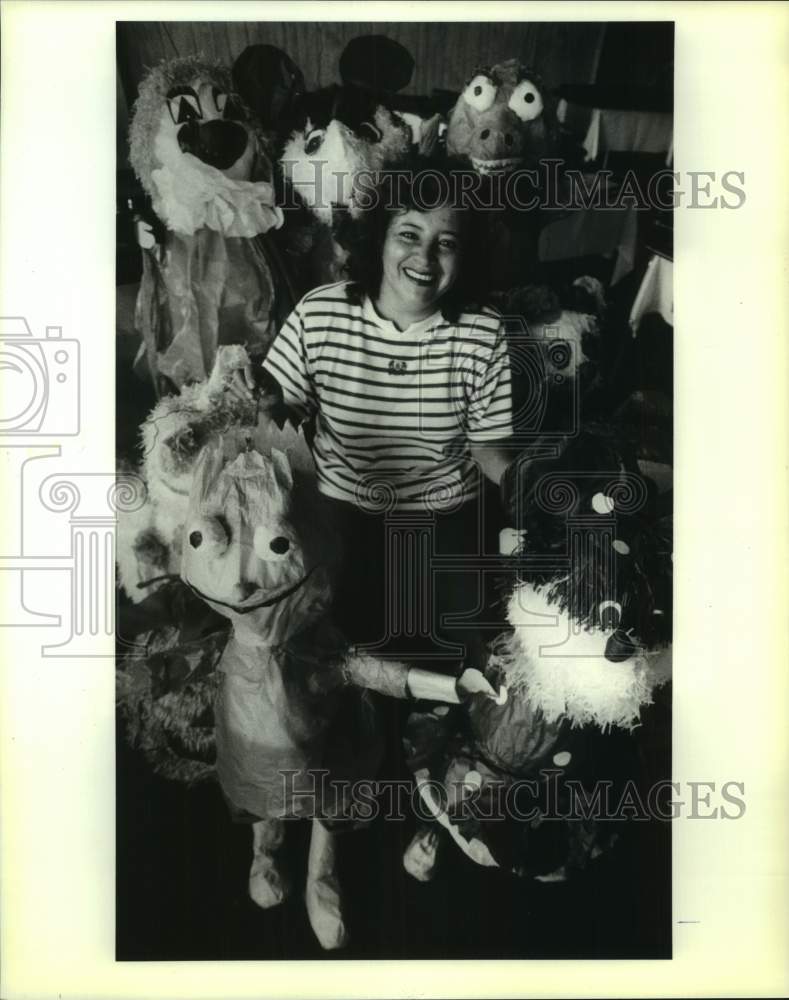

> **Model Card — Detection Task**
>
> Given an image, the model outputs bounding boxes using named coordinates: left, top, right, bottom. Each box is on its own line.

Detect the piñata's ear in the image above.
left=270, top=448, right=293, bottom=492
left=338, top=35, right=414, bottom=95
left=190, top=441, right=227, bottom=504
left=232, top=44, right=305, bottom=129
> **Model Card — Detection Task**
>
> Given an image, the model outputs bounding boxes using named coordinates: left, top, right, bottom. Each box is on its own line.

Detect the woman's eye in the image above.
left=398, top=230, right=419, bottom=242
left=508, top=80, right=544, bottom=122
left=439, top=239, right=458, bottom=252
left=304, top=129, right=325, bottom=155
left=463, top=74, right=497, bottom=113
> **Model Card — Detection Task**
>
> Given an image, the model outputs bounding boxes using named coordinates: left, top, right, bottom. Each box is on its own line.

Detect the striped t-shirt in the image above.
left=262, top=281, right=513, bottom=511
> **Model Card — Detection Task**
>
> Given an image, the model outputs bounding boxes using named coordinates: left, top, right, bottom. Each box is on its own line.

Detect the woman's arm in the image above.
left=471, top=440, right=519, bottom=486
left=466, top=318, right=517, bottom=486
left=226, top=300, right=316, bottom=427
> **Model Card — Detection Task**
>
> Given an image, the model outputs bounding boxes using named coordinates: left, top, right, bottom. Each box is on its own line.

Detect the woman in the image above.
left=233, top=159, right=516, bottom=667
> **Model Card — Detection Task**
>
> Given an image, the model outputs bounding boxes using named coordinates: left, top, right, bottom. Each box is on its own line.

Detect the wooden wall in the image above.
left=117, top=20, right=606, bottom=101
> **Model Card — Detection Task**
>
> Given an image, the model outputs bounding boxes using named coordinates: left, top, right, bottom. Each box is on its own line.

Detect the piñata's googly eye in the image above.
left=599, top=600, right=622, bottom=630
left=508, top=79, right=544, bottom=122
left=188, top=516, right=228, bottom=554
left=213, top=88, right=227, bottom=115
left=463, top=75, right=497, bottom=113
left=253, top=526, right=293, bottom=562
left=304, top=129, right=325, bottom=156
left=358, top=119, right=383, bottom=142
left=547, top=340, right=571, bottom=370
left=167, top=90, right=202, bottom=126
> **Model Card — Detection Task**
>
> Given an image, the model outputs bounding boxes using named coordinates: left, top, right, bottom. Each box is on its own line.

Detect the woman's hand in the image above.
left=470, top=441, right=519, bottom=487
left=456, top=668, right=507, bottom=705
left=226, top=365, right=285, bottom=415
left=226, top=364, right=257, bottom=405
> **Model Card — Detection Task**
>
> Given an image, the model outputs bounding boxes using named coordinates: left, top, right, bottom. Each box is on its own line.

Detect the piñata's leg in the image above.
left=248, top=818, right=290, bottom=909
left=305, top=818, right=348, bottom=950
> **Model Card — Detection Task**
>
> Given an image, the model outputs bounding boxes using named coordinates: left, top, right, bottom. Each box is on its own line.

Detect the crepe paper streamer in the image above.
left=413, top=769, right=499, bottom=869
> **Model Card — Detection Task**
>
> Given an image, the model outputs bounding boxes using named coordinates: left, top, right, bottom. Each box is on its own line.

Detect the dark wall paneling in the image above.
left=117, top=20, right=606, bottom=104
left=596, top=22, right=673, bottom=90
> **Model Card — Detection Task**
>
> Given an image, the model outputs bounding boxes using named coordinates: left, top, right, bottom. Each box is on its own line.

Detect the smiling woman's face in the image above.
left=377, top=206, right=465, bottom=326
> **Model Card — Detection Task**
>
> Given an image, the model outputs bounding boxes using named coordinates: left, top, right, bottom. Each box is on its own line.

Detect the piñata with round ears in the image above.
left=403, top=425, right=672, bottom=883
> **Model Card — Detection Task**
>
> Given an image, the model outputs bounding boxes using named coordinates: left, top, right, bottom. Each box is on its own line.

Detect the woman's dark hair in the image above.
left=338, top=156, right=492, bottom=322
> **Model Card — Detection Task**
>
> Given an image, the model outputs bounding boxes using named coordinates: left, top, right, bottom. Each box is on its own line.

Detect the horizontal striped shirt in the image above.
left=262, top=281, right=513, bottom=511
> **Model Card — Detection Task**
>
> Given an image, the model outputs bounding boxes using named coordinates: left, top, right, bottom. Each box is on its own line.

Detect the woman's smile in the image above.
left=402, top=266, right=438, bottom=287
left=376, top=206, right=464, bottom=327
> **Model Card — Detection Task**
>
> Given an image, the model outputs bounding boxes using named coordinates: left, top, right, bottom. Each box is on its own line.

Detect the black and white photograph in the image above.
left=1, top=2, right=787, bottom=998
left=114, top=18, right=676, bottom=960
